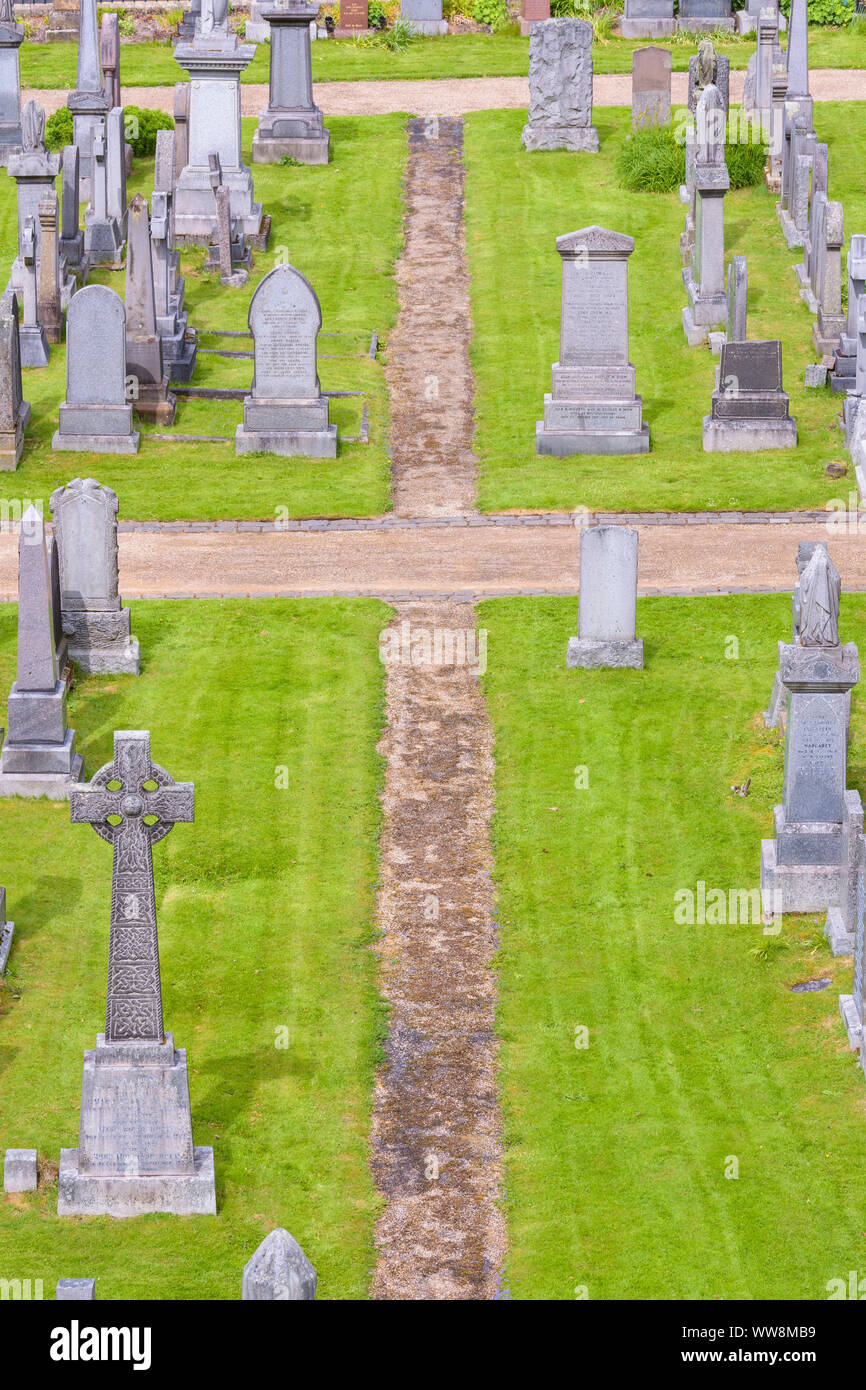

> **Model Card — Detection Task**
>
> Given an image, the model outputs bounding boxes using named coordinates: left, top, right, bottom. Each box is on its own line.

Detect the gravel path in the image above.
left=21, top=68, right=866, bottom=118
left=1, top=517, right=862, bottom=600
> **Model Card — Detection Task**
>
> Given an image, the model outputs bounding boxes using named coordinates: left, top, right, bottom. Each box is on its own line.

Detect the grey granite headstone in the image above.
left=4, top=1148, right=37, bottom=1191
left=679, top=0, right=734, bottom=32
left=786, top=0, right=811, bottom=109
left=683, top=84, right=729, bottom=346
left=703, top=340, right=796, bottom=450
left=779, top=118, right=814, bottom=250
left=59, top=145, right=85, bottom=271
left=124, top=194, right=176, bottom=425
left=0, top=8, right=24, bottom=165
left=400, top=0, right=447, bottom=35
left=726, top=256, right=747, bottom=342
left=0, top=290, right=30, bottom=470
left=620, top=0, right=674, bottom=40
left=36, top=191, right=62, bottom=345
left=0, top=506, right=83, bottom=799
left=761, top=546, right=860, bottom=915
left=151, top=185, right=197, bottom=383
left=795, top=140, right=826, bottom=302
left=838, top=835, right=866, bottom=1049
left=18, top=217, right=49, bottom=369
left=105, top=106, right=128, bottom=241
left=536, top=225, right=648, bottom=457
left=53, top=283, right=140, bottom=454
left=813, top=201, right=845, bottom=356
left=83, top=117, right=123, bottom=267
left=58, top=730, right=216, bottom=1219
left=830, top=234, right=866, bottom=395
left=173, top=0, right=265, bottom=245
left=173, top=83, right=190, bottom=182
left=0, top=884, right=12, bottom=974
left=567, top=526, right=643, bottom=669
left=56, top=1278, right=96, bottom=1300
left=253, top=0, right=329, bottom=164
left=68, top=0, right=109, bottom=200
left=236, top=263, right=337, bottom=457
left=521, top=18, right=599, bottom=153
left=50, top=479, right=140, bottom=675
left=631, top=47, right=671, bottom=130
left=242, top=1229, right=317, bottom=1300
left=825, top=792, right=863, bottom=960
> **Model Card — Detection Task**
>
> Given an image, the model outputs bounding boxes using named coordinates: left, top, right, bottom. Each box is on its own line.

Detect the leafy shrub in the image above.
left=616, top=124, right=766, bottom=194
left=45, top=105, right=73, bottom=153
left=779, top=0, right=857, bottom=22
left=117, top=10, right=135, bottom=37
left=123, top=105, right=174, bottom=157
left=473, top=0, right=507, bottom=24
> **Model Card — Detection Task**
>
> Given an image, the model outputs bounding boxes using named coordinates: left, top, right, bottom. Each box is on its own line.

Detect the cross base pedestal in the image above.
left=58, top=1145, right=215, bottom=1218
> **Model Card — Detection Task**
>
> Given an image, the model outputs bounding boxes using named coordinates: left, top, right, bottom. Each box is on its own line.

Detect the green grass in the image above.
left=0, top=596, right=389, bottom=1299
left=0, top=115, right=405, bottom=520
left=465, top=104, right=866, bottom=514
left=480, top=592, right=866, bottom=1299
left=17, top=27, right=866, bottom=88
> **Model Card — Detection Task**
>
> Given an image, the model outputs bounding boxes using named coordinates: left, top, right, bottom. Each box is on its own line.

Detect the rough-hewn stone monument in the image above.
left=521, top=18, right=599, bottom=153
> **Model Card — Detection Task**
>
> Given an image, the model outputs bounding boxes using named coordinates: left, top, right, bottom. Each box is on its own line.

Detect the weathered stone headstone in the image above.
left=83, top=117, right=123, bottom=266
left=236, top=263, right=337, bottom=457
left=400, top=0, right=448, bottom=34
left=100, top=12, right=121, bottom=111
left=825, top=793, right=863, bottom=958
left=795, top=139, right=826, bottom=301
left=679, top=0, right=733, bottom=31
left=68, top=0, right=109, bottom=200
left=830, top=234, right=866, bottom=395
left=124, top=194, right=176, bottom=425
left=37, top=191, right=62, bottom=345
left=766, top=57, right=787, bottom=190
left=786, top=0, right=811, bottom=113
left=18, top=217, right=49, bottom=370
left=178, top=0, right=201, bottom=39
left=105, top=105, right=128, bottom=240
left=151, top=180, right=197, bottom=383
left=0, top=506, right=83, bottom=799
left=0, top=291, right=30, bottom=470
left=631, top=47, right=671, bottom=130
left=812, top=201, right=845, bottom=356
left=703, top=340, right=796, bottom=450
left=838, top=835, right=866, bottom=1050
left=5, top=100, right=61, bottom=297
left=536, top=226, right=648, bottom=456
left=620, top=0, right=674, bottom=39
left=58, top=730, right=216, bottom=1218
left=737, top=0, right=783, bottom=35
left=567, top=526, right=643, bottom=670
left=0, top=3, right=24, bottom=165
left=56, top=1279, right=96, bottom=1300
left=173, top=83, right=190, bottom=182
left=782, top=120, right=815, bottom=251
left=726, top=256, right=747, bottom=342
left=0, top=884, right=12, bottom=974
left=338, top=0, right=369, bottom=28
left=521, top=18, right=599, bottom=153
left=203, top=151, right=251, bottom=283
left=246, top=0, right=271, bottom=40
left=683, top=84, right=729, bottom=346
left=4, top=1148, right=37, bottom=1191
left=252, top=0, right=329, bottom=165
left=59, top=144, right=85, bottom=271
left=50, top=479, right=140, bottom=675
left=242, top=1230, right=317, bottom=1300
left=53, top=283, right=140, bottom=454
left=173, top=0, right=266, bottom=245
left=761, top=546, right=860, bottom=915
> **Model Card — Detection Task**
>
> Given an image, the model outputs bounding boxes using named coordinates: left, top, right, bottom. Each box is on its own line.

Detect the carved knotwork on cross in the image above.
left=71, top=731, right=194, bottom=1044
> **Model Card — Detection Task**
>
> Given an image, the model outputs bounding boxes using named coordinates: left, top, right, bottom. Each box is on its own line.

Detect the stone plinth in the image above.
left=537, top=226, right=648, bottom=457
left=252, top=1, right=329, bottom=165
left=522, top=18, right=599, bottom=153
left=57, top=1279, right=96, bottom=1300
left=4, top=1148, right=37, bottom=1192
left=703, top=340, right=796, bottom=451
left=173, top=30, right=264, bottom=243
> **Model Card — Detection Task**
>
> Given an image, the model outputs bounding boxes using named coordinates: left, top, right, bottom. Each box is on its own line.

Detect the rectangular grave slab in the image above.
left=4, top=1148, right=37, bottom=1192
left=400, top=0, right=448, bottom=35
left=703, top=339, right=797, bottom=450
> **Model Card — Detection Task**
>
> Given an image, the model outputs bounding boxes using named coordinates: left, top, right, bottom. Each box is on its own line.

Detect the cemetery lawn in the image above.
left=465, top=104, right=866, bottom=515
left=0, top=597, right=389, bottom=1299
left=481, top=592, right=866, bottom=1299
left=0, top=115, right=405, bottom=521
left=17, top=29, right=866, bottom=88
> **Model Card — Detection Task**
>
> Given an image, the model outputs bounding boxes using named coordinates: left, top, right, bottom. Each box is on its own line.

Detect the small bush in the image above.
left=117, top=11, right=135, bottom=37
left=780, top=0, right=857, bottom=24
left=616, top=124, right=766, bottom=194
left=123, top=105, right=174, bottom=157
left=473, top=0, right=508, bottom=24
left=45, top=106, right=73, bottom=153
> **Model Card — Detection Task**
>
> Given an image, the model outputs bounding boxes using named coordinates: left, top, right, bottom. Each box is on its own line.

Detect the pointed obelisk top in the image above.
left=76, top=0, right=105, bottom=95
left=16, top=507, right=59, bottom=693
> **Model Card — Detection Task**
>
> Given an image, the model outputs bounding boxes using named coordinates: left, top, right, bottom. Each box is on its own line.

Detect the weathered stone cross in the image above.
left=71, top=731, right=194, bottom=1044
